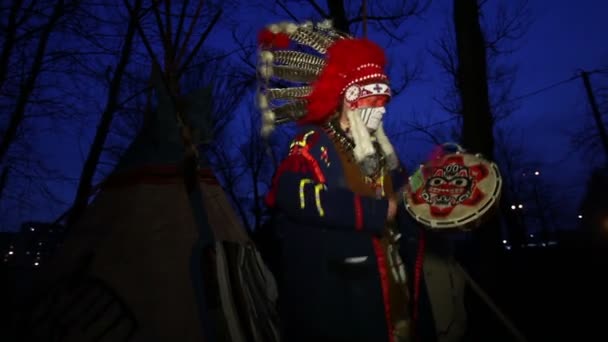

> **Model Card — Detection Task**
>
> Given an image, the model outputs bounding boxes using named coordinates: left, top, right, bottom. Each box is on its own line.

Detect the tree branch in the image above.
left=175, top=0, right=204, bottom=66
left=307, top=0, right=328, bottom=18
left=177, top=9, right=222, bottom=78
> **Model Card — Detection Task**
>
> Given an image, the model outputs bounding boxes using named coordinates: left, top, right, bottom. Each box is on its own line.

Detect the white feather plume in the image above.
left=262, top=110, right=275, bottom=124
left=259, top=64, right=273, bottom=79
left=257, top=93, right=269, bottom=110
left=267, top=24, right=280, bottom=34
left=260, top=51, right=274, bottom=63
left=261, top=124, right=275, bottom=138
left=284, top=23, right=298, bottom=34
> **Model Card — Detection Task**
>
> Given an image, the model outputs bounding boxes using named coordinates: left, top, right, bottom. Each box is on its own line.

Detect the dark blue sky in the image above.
left=2, top=0, right=607, bottom=232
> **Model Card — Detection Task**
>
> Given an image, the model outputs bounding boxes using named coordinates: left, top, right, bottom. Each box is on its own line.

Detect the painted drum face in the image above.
left=404, top=150, right=502, bottom=231
left=418, top=160, right=481, bottom=216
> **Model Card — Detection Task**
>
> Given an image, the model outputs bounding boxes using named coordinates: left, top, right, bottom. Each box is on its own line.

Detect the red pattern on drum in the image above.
left=411, top=155, right=489, bottom=217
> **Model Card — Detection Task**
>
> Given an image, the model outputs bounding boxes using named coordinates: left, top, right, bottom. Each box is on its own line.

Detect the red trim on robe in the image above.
left=354, top=195, right=363, bottom=231
left=265, top=134, right=326, bottom=208
left=372, top=238, right=394, bottom=342
left=413, top=227, right=426, bottom=326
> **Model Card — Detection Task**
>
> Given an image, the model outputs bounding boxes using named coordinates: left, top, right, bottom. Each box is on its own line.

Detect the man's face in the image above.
left=354, top=95, right=389, bottom=109
left=347, top=95, right=390, bottom=132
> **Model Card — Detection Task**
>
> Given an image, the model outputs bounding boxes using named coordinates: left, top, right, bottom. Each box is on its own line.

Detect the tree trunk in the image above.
left=453, top=0, right=501, bottom=255
left=453, top=1, right=504, bottom=337
left=453, top=0, right=494, bottom=159
left=0, top=0, right=65, bottom=164
left=326, top=0, right=350, bottom=33
left=67, top=0, right=141, bottom=227
left=0, top=166, right=9, bottom=201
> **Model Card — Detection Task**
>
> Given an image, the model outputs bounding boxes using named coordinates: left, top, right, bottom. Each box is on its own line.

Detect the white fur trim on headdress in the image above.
left=317, top=20, right=333, bottom=29
left=374, top=123, right=399, bottom=170
left=346, top=109, right=375, bottom=162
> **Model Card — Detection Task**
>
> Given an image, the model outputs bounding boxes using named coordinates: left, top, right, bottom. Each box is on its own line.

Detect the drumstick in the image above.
left=453, top=262, right=528, bottom=342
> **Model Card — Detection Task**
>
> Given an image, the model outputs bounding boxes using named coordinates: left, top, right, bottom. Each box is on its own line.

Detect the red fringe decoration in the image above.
left=354, top=195, right=364, bottom=231
left=372, top=238, right=395, bottom=342
left=427, top=145, right=446, bottom=168
left=413, top=227, right=426, bottom=341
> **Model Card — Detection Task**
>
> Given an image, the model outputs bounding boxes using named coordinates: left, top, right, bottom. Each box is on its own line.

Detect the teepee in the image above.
left=16, top=66, right=278, bottom=342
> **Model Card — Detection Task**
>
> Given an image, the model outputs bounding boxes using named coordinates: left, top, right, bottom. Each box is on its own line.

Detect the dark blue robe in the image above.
left=265, top=125, right=437, bottom=342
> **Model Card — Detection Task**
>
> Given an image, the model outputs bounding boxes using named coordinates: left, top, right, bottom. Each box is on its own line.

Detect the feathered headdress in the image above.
left=256, top=20, right=390, bottom=137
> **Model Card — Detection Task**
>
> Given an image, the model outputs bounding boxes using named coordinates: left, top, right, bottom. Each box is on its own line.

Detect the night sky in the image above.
left=2, top=0, right=607, bottom=233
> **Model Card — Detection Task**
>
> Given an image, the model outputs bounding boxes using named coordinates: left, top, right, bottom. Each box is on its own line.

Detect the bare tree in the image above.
left=67, top=0, right=143, bottom=227
left=0, top=0, right=85, bottom=229
left=430, top=0, right=530, bottom=134
left=430, top=0, right=531, bottom=227
left=571, top=69, right=608, bottom=165
left=66, top=0, right=245, bottom=226
left=208, top=103, right=282, bottom=232
left=0, top=0, right=80, bottom=163
left=428, top=5, right=533, bottom=331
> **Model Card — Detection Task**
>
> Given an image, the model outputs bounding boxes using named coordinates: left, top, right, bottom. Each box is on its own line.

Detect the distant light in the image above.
left=578, top=214, right=583, bottom=219
left=502, top=239, right=508, bottom=244
left=530, top=234, right=534, bottom=238
left=506, top=246, right=512, bottom=250
left=541, top=243, right=547, bottom=247
left=30, top=227, right=35, bottom=231
left=38, top=242, right=42, bottom=246
left=511, top=205, right=516, bottom=210
left=8, top=251, right=13, bottom=255
left=34, top=262, right=39, bottom=266
left=518, top=204, right=524, bottom=209
left=534, top=171, right=540, bottom=176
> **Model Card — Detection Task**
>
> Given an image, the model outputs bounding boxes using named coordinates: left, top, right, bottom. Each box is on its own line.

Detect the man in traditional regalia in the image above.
left=256, top=20, right=421, bottom=342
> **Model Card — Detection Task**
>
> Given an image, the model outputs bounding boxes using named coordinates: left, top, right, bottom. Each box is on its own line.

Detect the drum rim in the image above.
left=404, top=155, right=502, bottom=230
